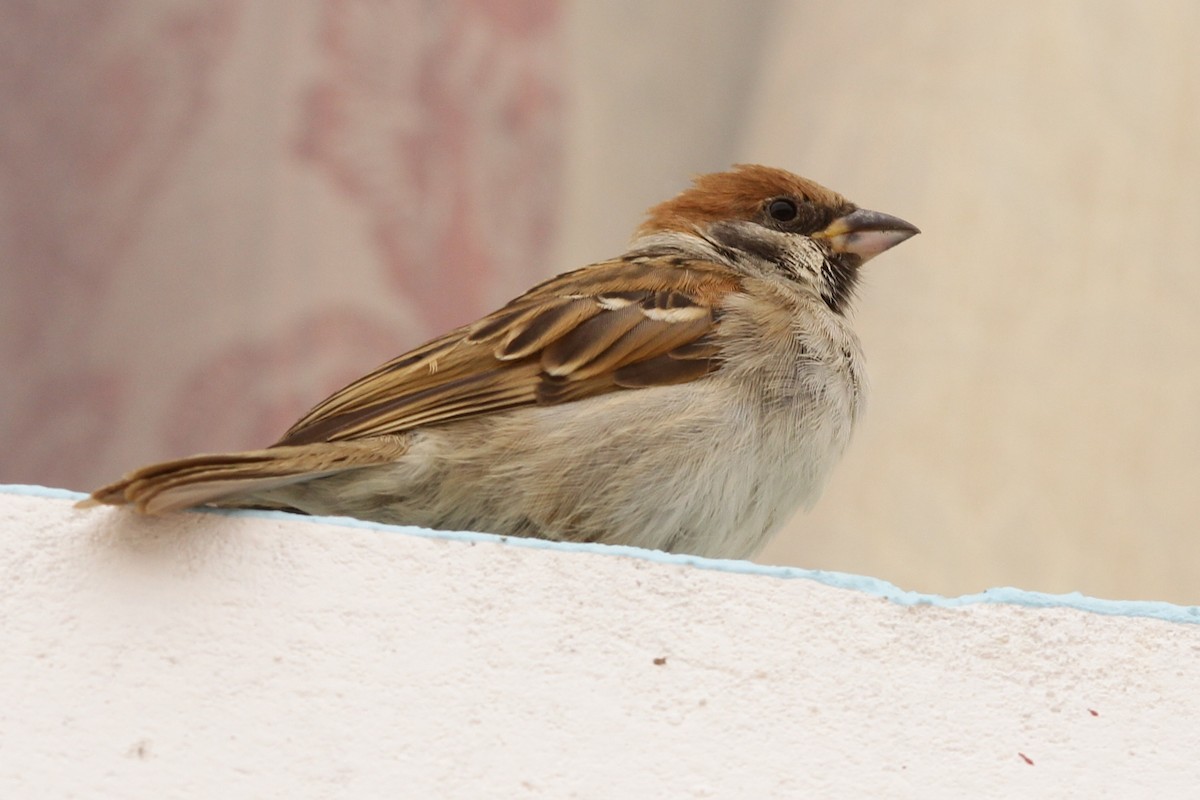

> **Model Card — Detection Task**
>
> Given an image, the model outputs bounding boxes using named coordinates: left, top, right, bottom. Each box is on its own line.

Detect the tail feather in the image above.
left=78, top=437, right=410, bottom=515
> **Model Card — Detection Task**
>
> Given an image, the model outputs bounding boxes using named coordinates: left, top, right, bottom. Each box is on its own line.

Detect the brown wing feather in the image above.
left=275, top=257, right=740, bottom=447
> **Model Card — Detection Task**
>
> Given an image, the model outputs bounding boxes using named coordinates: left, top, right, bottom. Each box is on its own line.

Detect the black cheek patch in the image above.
left=707, top=223, right=790, bottom=265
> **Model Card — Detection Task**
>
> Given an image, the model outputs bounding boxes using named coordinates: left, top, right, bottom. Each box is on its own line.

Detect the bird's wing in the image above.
left=275, top=256, right=740, bottom=446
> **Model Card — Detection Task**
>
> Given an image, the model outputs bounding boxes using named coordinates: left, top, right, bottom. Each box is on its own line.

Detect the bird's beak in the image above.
left=815, top=208, right=920, bottom=263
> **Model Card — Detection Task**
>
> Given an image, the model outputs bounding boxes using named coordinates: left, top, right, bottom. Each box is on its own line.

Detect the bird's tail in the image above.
left=77, top=438, right=409, bottom=515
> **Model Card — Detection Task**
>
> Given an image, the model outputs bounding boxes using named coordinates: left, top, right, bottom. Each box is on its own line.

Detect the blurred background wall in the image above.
left=2, top=0, right=1197, bottom=603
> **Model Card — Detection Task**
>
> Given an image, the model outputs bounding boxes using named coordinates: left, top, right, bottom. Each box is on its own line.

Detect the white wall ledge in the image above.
left=3, top=485, right=1199, bottom=797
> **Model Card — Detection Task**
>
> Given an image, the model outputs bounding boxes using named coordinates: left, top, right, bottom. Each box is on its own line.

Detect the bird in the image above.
left=80, top=165, right=918, bottom=559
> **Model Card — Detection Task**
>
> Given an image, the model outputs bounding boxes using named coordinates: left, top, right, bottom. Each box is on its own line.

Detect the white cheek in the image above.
left=785, top=237, right=827, bottom=278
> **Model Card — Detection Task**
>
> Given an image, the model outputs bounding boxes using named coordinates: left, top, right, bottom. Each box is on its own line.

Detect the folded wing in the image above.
left=275, top=257, right=740, bottom=446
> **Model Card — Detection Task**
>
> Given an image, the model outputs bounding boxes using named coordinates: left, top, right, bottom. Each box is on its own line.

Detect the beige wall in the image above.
left=0, top=3, right=565, bottom=491
left=2, top=2, right=1196, bottom=604
left=560, top=1, right=1200, bottom=604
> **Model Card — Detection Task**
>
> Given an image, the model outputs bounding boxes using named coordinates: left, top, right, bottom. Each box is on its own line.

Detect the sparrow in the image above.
left=81, top=165, right=918, bottom=559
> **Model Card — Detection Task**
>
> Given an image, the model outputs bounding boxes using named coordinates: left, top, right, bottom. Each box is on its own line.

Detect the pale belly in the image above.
left=264, top=352, right=863, bottom=559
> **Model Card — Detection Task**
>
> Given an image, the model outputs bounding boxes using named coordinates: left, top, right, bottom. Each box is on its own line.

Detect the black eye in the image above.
left=767, top=198, right=799, bottom=222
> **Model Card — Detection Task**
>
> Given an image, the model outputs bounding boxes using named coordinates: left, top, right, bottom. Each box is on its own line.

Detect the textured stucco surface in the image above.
left=2, top=487, right=1199, bottom=798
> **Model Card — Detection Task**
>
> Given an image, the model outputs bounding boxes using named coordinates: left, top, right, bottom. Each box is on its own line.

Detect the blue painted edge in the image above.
left=10, top=483, right=1198, bottom=625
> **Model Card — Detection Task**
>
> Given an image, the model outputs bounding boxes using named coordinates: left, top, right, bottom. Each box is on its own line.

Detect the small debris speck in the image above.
left=1018, top=752, right=1034, bottom=766
left=653, top=657, right=667, bottom=666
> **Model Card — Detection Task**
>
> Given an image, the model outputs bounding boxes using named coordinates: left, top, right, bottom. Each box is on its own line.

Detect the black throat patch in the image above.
left=820, top=254, right=861, bottom=315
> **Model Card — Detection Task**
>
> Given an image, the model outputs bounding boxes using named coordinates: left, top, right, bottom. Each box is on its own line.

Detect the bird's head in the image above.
left=637, top=164, right=919, bottom=313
